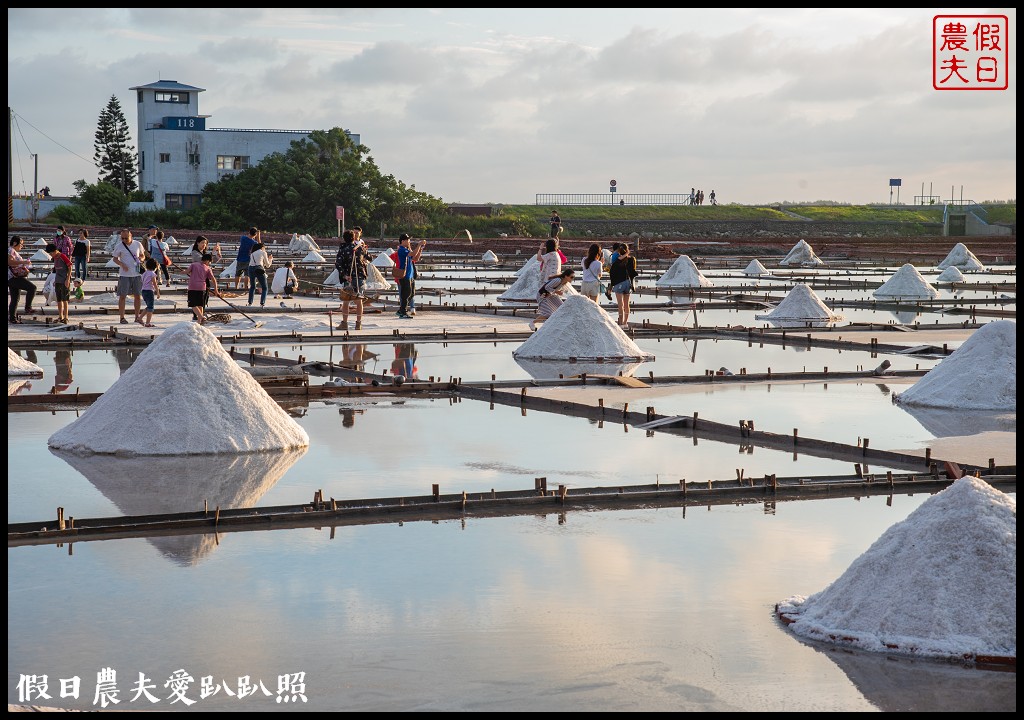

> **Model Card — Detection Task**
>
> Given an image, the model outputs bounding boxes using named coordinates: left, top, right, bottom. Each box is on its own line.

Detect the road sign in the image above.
left=336, top=206, right=345, bottom=220
left=889, top=179, right=902, bottom=187
left=609, top=179, right=617, bottom=186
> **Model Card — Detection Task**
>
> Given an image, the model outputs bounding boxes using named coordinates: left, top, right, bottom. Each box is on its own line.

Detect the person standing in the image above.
left=233, top=226, right=259, bottom=290
left=53, top=225, right=74, bottom=258
left=187, top=253, right=218, bottom=324
left=7, top=236, right=36, bottom=323
left=71, top=228, right=91, bottom=282
left=111, top=228, right=145, bottom=325
left=148, top=229, right=172, bottom=288
left=140, top=257, right=160, bottom=327
left=580, top=243, right=604, bottom=302
left=530, top=267, right=575, bottom=331
left=536, top=238, right=562, bottom=283
left=395, top=233, right=425, bottom=319
left=608, top=244, right=638, bottom=326
left=709, top=190, right=717, bottom=205
left=247, top=241, right=273, bottom=307
left=44, top=242, right=72, bottom=324
left=334, top=229, right=370, bottom=330
left=689, top=188, right=696, bottom=206
left=549, top=210, right=562, bottom=239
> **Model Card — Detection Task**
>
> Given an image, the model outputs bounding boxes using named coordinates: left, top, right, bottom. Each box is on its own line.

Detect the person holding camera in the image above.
left=395, top=233, right=425, bottom=319
left=111, top=228, right=145, bottom=324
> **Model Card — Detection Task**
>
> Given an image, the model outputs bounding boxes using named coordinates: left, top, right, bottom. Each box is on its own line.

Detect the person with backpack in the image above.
left=334, top=229, right=369, bottom=330
left=44, top=242, right=72, bottom=324
left=148, top=229, right=173, bottom=288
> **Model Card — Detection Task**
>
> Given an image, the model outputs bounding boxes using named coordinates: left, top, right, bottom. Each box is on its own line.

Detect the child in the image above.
left=71, top=278, right=85, bottom=302
left=44, top=242, right=72, bottom=324
left=272, top=260, right=298, bottom=299
left=140, top=257, right=161, bottom=327
left=187, top=252, right=218, bottom=325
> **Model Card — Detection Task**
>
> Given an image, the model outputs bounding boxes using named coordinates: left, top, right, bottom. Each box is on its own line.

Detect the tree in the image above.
left=94, top=95, right=138, bottom=194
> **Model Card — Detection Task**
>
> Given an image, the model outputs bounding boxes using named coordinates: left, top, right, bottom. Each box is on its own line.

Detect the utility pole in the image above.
left=31, top=153, right=39, bottom=223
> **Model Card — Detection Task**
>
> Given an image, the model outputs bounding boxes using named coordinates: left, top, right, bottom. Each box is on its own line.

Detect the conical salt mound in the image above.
left=896, top=320, right=1015, bottom=410
left=656, top=254, right=713, bottom=288
left=288, top=233, right=315, bottom=252
left=372, top=251, right=395, bottom=268
left=482, top=250, right=499, bottom=265
left=302, top=251, right=326, bottom=263
left=513, top=295, right=655, bottom=361
left=937, top=242, right=985, bottom=272
left=220, top=259, right=237, bottom=278
left=499, top=267, right=580, bottom=302
left=779, top=239, right=824, bottom=267
left=104, top=258, right=119, bottom=269
left=743, top=259, right=770, bottom=276
left=48, top=321, right=310, bottom=456
left=33, top=237, right=48, bottom=246
left=324, top=269, right=341, bottom=287
left=364, top=262, right=392, bottom=292
left=872, top=264, right=940, bottom=300
left=936, top=266, right=965, bottom=283
left=776, top=477, right=1015, bottom=663
left=30, top=248, right=51, bottom=262
left=514, top=255, right=540, bottom=277
left=756, top=284, right=842, bottom=321
left=8, top=348, right=44, bottom=377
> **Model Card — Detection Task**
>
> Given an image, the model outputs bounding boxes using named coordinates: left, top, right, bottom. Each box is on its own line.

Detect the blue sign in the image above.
left=163, top=116, right=206, bottom=131
left=889, top=178, right=902, bottom=187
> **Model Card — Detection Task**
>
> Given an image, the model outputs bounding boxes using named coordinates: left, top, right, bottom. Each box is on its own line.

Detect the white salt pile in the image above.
left=514, top=255, right=540, bottom=278
left=742, top=259, right=770, bottom=276
left=372, top=251, right=395, bottom=268
left=8, top=348, right=44, bottom=377
left=776, top=476, right=1015, bottom=664
left=103, top=232, right=120, bottom=253
left=779, top=239, right=824, bottom=267
left=81, top=292, right=177, bottom=307
left=935, top=266, right=966, bottom=283
left=872, top=264, right=940, bottom=300
left=755, top=284, right=843, bottom=321
left=513, top=295, right=655, bottom=361
left=220, top=260, right=237, bottom=278
left=48, top=321, right=310, bottom=455
left=499, top=266, right=580, bottom=302
left=515, top=357, right=644, bottom=381
left=364, top=262, right=392, bottom=291
left=482, top=250, right=499, bottom=265
left=30, top=248, right=51, bottom=262
left=895, top=320, right=1015, bottom=410
left=323, top=269, right=341, bottom=287
left=104, top=258, right=119, bottom=269
left=302, top=251, right=326, bottom=263
left=32, top=237, right=48, bottom=246
left=655, top=254, right=713, bottom=288
left=937, top=242, right=985, bottom=272
left=9, top=379, right=33, bottom=396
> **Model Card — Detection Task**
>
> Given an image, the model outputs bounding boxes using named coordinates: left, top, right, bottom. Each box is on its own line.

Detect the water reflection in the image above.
left=50, top=447, right=306, bottom=566
left=514, top=356, right=645, bottom=380
left=896, top=405, right=1016, bottom=438
left=52, top=349, right=73, bottom=393
left=111, top=346, right=143, bottom=375
left=8, top=379, right=34, bottom=396
left=391, top=343, right=419, bottom=379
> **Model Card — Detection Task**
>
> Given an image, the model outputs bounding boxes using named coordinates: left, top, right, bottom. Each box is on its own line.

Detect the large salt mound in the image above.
left=896, top=320, right=1015, bottom=410
left=8, top=348, right=44, bottom=377
left=936, top=242, right=985, bottom=272
left=779, top=239, right=824, bottom=267
left=872, top=264, right=940, bottom=300
left=513, top=295, right=655, bottom=361
left=777, top=477, right=1015, bottom=663
left=498, top=266, right=580, bottom=302
left=742, top=259, right=770, bottom=276
left=655, top=254, right=713, bottom=288
left=935, top=266, right=966, bottom=283
left=755, top=284, right=843, bottom=321
left=48, top=321, right=310, bottom=455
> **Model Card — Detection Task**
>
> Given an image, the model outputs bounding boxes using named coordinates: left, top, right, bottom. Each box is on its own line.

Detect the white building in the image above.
left=130, top=80, right=359, bottom=210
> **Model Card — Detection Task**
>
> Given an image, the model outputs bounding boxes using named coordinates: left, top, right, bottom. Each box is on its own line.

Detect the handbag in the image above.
left=11, top=264, right=30, bottom=278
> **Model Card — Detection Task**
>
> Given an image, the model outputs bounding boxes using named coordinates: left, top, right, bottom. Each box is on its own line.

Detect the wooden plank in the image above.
left=634, top=415, right=688, bottom=430
left=586, top=374, right=651, bottom=388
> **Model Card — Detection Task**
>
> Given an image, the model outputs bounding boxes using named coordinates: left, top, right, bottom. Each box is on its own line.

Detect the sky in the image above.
left=7, top=8, right=1017, bottom=206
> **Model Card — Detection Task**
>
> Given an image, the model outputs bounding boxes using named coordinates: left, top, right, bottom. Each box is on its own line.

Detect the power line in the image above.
left=11, top=108, right=99, bottom=168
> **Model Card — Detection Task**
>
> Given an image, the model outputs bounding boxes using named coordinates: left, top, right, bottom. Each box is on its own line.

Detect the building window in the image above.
left=164, top=194, right=202, bottom=211
left=217, top=155, right=251, bottom=171
left=137, top=90, right=144, bottom=103
left=187, top=153, right=201, bottom=167
left=159, top=153, right=171, bottom=163
left=155, top=92, right=189, bottom=104
left=139, top=152, right=144, bottom=171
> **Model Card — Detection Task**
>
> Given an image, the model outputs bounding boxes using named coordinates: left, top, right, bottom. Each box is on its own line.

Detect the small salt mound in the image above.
left=756, top=284, right=843, bottom=321
left=482, top=250, right=499, bottom=265
left=656, top=254, right=713, bottom=288
left=372, top=251, right=395, bottom=268
left=936, top=266, right=966, bottom=283
left=220, top=259, right=237, bottom=278
left=323, top=269, right=341, bottom=287
left=872, top=264, right=940, bottom=300
left=777, top=477, right=1015, bottom=663
left=779, top=239, right=824, bottom=267
left=30, top=248, right=51, bottom=262
left=302, top=251, right=326, bottom=264
left=498, top=267, right=580, bottom=302
left=513, top=295, right=655, bottom=361
left=937, top=242, right=985, bottom=272
left=165, top=236, right=177, bottom=246
left=33, top=237, right=48, bottom=246
left=514, top=255, right=541, bottom=278
left=8, top=348, right=44, bottom=377
left=104, top=258, right=119, bottom=268
left=48, top=321, right=310, bottom=456
left=743, top=259, right=770, bottom=276
left=896, top=320, right=1015, bottom=410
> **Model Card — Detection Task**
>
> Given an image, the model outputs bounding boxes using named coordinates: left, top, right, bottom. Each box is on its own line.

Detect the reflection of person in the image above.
left=111, top=346, right=142, bottom=375
left=54, top=349, right=73, bottom=392
left=530, top=267, right=575, bottom=331
left=343, top=343, right=373, bottom=370
left=608, top=244, right=638, bottom=326
left=8, top=236, right=37, bottom=324
left=111, top=228, right=145, bottom=325
left=549, top=210, right=562, bottom=238
left=391, top=343, right=419, bottom=379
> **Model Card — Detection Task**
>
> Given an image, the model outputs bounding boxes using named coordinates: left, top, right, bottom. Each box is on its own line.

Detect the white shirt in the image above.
left=250, top=248, right=272, bottom=270
left=112, top=239, right=144, bottom=277
left=271, top=267, right=296, bottom=294
left=581, top=258, right=603, bottom=283
left=538, top=251, right=561, bottom=281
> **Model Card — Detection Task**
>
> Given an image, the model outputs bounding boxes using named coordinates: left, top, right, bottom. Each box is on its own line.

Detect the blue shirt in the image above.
left=396, top=245, right=414, bottom=280
left=236, top=234, right=256, bottom=262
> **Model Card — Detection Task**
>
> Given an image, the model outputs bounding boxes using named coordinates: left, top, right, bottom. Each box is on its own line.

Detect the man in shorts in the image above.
left=111, top=228, right=145, bottom=324
left=234, top=226, right=260, bottom=290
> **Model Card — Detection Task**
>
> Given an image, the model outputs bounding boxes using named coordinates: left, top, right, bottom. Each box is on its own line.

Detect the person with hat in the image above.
left=395, top=233, right=425, bottom=319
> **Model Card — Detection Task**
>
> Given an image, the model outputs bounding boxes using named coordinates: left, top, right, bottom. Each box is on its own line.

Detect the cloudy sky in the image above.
left=7, top=8, right=1016, bottom=206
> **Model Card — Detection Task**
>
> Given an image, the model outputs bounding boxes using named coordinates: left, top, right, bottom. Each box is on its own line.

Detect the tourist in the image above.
left=530, top=267, right=575, bottom=331
left=111, top=228, right=145, bottom=325
left=334, top=229, right=370, bottom=330
left=8, top=236, right=36, bottom=324
left=190, top=235, right=212, bottom=264
left=233, top=226, right=259, bottom=290
left=187, top=252, right=218, bottom=324
left=44, top=242, right=72, bottom=324
left=395, top=232, right=425, bottom=320
left=272, top=260, right=299, bottom=299
left=580, top=243, right=604, bottom=302
left=140, top=257, right=160, bottom=327
left=53, top=225, right=74, bottom=257
left=608, top=244, right=638, bottom=326
left=71, top=229, right=91, bottom=282
left=549, top=209, right=562, bottom=239
left=709, top=189, right=717, bottom=205
left=536, top=237, right=562, bottom=283
left=247, top=241, right=273, bottom=307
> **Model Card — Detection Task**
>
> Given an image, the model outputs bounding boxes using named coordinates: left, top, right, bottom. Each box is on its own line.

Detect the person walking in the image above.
left=7, top=236, right=36, bottom=324
left=247, top=241, right=273, bottom=307
left=187, top=253, right=218, bottom=324
left=530, top=267, right=575, bottom=331
left=709, top=190, right=717, bottom=205
left=147, top=230, right=172, bottom=288
left=111, top=228, right=145, bottom=324
left=580, top=243, right=604, bottom=302
left=139, top=257, right=160, bottom=327
left=395, top=233, right=425, bottom=320
left=71, top=229, right=91, bottom=282
left=334, top=229, right=370, bottom=330
left=44, top=242, right=73, bottom=324
left=549, top=210, right=562, bottom=239
left=233, top=226, right=259, bottom=290
left=608, top=244, right=639, bottom=326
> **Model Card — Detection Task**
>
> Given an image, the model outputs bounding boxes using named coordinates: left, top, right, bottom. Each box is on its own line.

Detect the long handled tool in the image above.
left=216, top=292, right=264, bottom=328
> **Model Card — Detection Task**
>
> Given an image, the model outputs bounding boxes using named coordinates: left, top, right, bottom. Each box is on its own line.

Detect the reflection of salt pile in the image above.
left=755, top=284, right=843, bottom=321
left=8, top=348, right=44, bottom=377
left=872, top=264, right=939, bottom=300
left=655, top=254, right=713, bottom=288
left=482, top=250, right=499, bottom=265
left=779, top=239, right=824, bottom=267
left=777, top=477, right=1015, bottom=664
left=499, top=265, right=580, bottom=302
left=937, top=242, right=985, bottom=272
left=743, top=259, right=770, bottom=276
left=48, top=321, right=310, bottom=455
left=8, top=379, right=33, bottom=395
left=372, top=251, right=395, bottom=268
left=52, top=448, right=306, bottom=566
left=935, top=266, right=966, bottom=283
left=513, top=295, right=655, bottom=361
left=302, top=250, right=326, bottom=263
left=896, top=320, right=1015, bottom=410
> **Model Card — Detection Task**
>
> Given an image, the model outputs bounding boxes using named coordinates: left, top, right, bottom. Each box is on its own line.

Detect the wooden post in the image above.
left=535, top=477, right=547, bottom=495
left=432, top=484, right=440, bottom=500
left=862, top=438, right=869, bottom=454
left=924, top=448, right=932, bottom=466
left=854, top=463, right=863, bottom=478
left=793, top=428, right=798, bottom=444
